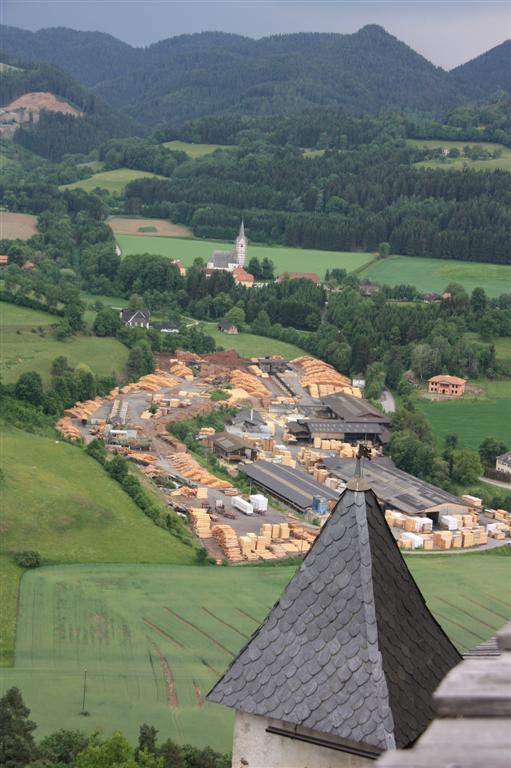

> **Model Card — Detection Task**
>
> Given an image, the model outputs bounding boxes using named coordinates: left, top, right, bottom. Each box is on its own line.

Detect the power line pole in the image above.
left=81, top=669, right=87, bottom=715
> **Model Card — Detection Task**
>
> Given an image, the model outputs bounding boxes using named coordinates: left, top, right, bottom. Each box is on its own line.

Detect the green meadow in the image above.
left=1, top=553, right=508, bottom=748
left=115, top=234, right=374, bottom=278
left=408, top=139, right=511, bottom=172
left=61, top=168, right=166, bottom=194
left=361, top=255, right=511, bottom=298
left=204, top=323, right=306, bottom=359
left=163, top=140, right=232, bottom=158
left=0, top=301, right=129, bottom=384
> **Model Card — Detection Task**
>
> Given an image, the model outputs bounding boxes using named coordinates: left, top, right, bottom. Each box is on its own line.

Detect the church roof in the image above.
left=210, top=251, right=235, bottom=268
left=207, top=484, right=461, bottom=753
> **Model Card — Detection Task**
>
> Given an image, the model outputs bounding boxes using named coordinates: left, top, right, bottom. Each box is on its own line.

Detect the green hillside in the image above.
left=408, top=139, right=511, bottom=172
left=60, top=168, right=166, bottom=194
left=163, top=140, right=230, bottom=158
left=204, top=324, right=306, bottom=358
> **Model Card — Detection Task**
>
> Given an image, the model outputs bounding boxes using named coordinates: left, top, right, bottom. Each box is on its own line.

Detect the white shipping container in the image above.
left=232, top=496, right=254, bottom=515
left=249, top=494, right=268, bottom=512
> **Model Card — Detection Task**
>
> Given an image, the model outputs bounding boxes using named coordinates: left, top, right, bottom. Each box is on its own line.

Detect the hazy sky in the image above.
left=2, top=0, right=509, bottom=69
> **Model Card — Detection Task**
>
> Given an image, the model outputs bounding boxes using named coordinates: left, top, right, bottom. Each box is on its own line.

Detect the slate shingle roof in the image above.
left=207, top=485, right=461, bottom=753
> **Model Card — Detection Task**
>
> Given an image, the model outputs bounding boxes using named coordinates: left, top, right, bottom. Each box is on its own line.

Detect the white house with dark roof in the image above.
left=207, top=471, right=461, bottom=767
left=119, top=307, right=150, bottom=328
left=496, top=450, right=511, bottom=476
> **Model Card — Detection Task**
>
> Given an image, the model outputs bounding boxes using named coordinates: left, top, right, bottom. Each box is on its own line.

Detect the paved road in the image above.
left=479, top=476, right=511, bottom=490
left=381, top=388, right=396, bottom=414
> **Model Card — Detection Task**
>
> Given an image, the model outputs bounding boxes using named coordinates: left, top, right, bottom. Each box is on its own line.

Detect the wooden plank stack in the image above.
left=168, top=452, right=233, bottom=490
left=212, top=524, right=243, bottom=562
left=230, top=370, right=271, bottom=398
left=290, top=356, right=361, bottom=398
left=188, top=508, right=212, bottom=538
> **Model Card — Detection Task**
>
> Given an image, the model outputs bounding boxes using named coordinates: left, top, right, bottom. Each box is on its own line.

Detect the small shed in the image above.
left=218, top=319, right=238, bottom=334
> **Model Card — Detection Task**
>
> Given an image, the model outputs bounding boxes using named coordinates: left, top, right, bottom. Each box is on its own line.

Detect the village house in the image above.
left=119, top=307, right=150, bottom=328
left=171, top=258, right=186, bottom=276
left=22, top=259, right=35, bottom=270
left=207, top=474, right=461, bottom=767
left=352, top=373, right=366, bottom=389
left=232, top=265, right=255, bottom=287
left=496, top=450, right=511, bottom=476
left=207, top=220, right=247, bottom=271
left=218, top=318, right=238, bottom=334
left=0, top=254, right=9, bottom=266
left=359, top=278, right=379, bottom=297
left=277, top=271, right=321, bottom=284
left=428, top=374, right=466, bottom=396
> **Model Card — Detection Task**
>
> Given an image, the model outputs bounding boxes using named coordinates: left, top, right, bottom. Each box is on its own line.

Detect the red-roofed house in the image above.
left=0, top=255, right=8, bottom=266
left=428, top=375, right=466, bottom=396
left=277, top=272, right=320, bottom=285
left=232, top=266, right=255, bottom=287
left=22, top=260, right=35, bottom=270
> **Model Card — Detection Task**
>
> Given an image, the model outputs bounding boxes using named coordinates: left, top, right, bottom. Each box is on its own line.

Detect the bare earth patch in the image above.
left=108, top=217, right=191, bottom=238
left=5, top=92, right=82, bottom=116
left=0, top=212, right=38, bottom=240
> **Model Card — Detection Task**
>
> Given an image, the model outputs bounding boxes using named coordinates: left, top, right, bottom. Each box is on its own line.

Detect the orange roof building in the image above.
left=428, top=375, right=466, bottom=397
left=232, top=266, right=255, bottom=287
left=0, top=255, right=9, bottom=266
left=22, top=260, right=35, bottom=270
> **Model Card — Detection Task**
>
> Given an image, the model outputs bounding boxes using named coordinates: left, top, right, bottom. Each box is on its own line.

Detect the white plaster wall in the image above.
left=232, top=712, right=373, bottom=768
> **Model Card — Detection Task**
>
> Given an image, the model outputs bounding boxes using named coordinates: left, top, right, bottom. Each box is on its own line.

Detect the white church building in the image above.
left=207, top=220, right=247, bottom=271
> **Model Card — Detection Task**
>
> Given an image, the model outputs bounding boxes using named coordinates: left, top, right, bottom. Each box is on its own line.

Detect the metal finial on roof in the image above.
left=347, top=442, right=371, bottom=490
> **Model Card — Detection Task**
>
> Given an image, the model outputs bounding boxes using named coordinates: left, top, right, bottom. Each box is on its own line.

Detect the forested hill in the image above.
left=452, top=40, right=511, bottom=98
left=0, top=24, right=504, bottom=126
left=0, top=59, right=140, bottom=160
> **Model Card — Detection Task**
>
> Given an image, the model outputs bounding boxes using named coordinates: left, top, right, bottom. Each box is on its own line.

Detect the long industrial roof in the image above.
left=323, top=458, right=469, bottom=515
left=240, top=461, right=340, bottom=511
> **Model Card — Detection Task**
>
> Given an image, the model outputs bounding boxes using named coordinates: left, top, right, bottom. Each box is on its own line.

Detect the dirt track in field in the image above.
left=108, top=216, right=191, bottom=238
left=0, top=212, right=38, bottom=240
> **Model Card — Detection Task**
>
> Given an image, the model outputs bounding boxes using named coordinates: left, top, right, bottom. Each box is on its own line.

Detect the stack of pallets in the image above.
left=188, top=508, right=212, bottom=538
left=212, top=524, right=243, bottom=562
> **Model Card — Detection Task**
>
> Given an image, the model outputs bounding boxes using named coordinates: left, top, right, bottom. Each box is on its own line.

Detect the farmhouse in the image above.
left=0, top=254, right=8, bottom=266
left=207, top=477, right=461, bottom=767
left=352, top=373, right=366, bottom=389
left=496, top=450, right=511, bottom=476
left=428, top=374, right=466, bottom=396
left=120, top=307, right=150, bottom=328
left=218, top=319, right=238, bottom=334
left=277, top=271, right=321, bottom=284
left=359, top=278, right=380, bottom=296
left=207, top=220, right=247, bottom=271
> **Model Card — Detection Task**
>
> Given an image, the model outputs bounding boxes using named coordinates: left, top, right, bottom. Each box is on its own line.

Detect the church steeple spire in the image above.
left=235, top=218, right=247, bottom=266
left=238, top=218, right=245, bottom=241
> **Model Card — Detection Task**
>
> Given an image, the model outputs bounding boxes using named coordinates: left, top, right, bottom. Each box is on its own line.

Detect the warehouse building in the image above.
left=211, top=433, right=258, bottom=462
left=240, top=460, right=340, bottom=513
left=287, top=417, right=389, bottom=446
left=322, top=457, right=472, bottom=518
left=208, top=478, right=461, bottom=767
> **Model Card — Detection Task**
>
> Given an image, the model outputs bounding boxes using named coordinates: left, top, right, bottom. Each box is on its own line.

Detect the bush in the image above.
left=14, top=551, right=41, bottom=568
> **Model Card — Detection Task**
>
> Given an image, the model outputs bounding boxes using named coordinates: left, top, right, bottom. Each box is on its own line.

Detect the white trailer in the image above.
left=232, top=496, right=254, bottom=515
left=249, top=494, right=268, bottom=512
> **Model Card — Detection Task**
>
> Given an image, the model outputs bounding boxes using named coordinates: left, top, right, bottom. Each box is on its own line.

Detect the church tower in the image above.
left=235, top=219, right=247, bottom=266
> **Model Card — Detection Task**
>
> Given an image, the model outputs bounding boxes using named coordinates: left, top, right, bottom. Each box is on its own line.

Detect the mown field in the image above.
left=0, top=211, right=38, bottom=239
left=361, top=255, right=511, bottom=298
left=408, top=139, right=511, bottom=172
left=115, top=234, right=374, bottom=278
left=108, top=216, right=192, bottom=238
left=1, top=553, right=508, bottom=749
left=61, top=168, right=166, bottom=195
left=0, top=430, right=195, bottom=664
left=163, top=140, right=232, bottom=158
left=0, top=301, right=129, bottom=384
left=204, top=324, right=306, bottom=359
left=415, top=379, right=511, bottom=451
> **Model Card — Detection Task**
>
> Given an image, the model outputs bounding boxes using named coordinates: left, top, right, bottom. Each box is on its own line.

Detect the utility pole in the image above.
left=80, top=669, right=87, bottom=715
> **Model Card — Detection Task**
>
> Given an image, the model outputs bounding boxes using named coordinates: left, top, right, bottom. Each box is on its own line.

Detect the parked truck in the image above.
left=249, top=494, right=268, bottom=514
left=232, top=496, right=254, bottom=516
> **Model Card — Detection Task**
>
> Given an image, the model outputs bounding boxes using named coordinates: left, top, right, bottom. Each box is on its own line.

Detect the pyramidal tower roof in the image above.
left=236, top=218, right=245, bottom=241
left=207, top=485, right=461, bottom=754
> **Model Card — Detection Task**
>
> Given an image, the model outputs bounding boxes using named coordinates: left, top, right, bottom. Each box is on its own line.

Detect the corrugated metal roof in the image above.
left=240, top=461, right=339, bottom=511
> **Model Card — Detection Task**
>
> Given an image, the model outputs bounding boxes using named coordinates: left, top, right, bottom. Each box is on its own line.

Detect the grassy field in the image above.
left=163, top=140, right=232, bottom=158
left=115, top=234, right=374, bottom=278
left=0, top=211, right=38, bottom=239
left=204, top=324, right=306, bottom=358
left=465, top=332, right=511, bottom=360
left=0, top=430, right=195, bottom=664
left=1, top=301, right=129, bottom=384
left=108, top=216, right=191, bottom=238
left=415, top=378, right=511, bottom=451
left=61, top=168, right=166, bottom=195
left=408, top=139, right=511, bottom=172
left=361, top=255, right=511, bottom=298
left=1, top=553, right=508, bottom=748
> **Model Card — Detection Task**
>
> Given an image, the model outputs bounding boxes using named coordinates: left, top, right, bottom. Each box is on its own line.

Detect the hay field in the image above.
left=407, top=139, right=511, bottom=172
left=361, top=255, right=511, bottom=298
left=60, top=168, right=166, bottom=195
left=0, top=301, right=129, bottom=384
left=163, top=140, right=232, bottom=158
left=204, top=324, right=307, bottom=359
left=1, top=553, right=508, bottom=747
left=0, top=211, right=38, bottom=239
left=108, top=216, right=191, bottom=238
left=115, top=234, right=374, bottom=278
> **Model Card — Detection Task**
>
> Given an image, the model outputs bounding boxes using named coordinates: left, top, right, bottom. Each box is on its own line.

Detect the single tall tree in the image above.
left=0, top=687, right=37, bottom=768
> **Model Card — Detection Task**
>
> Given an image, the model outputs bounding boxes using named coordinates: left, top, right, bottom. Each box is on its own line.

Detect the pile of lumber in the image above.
left=141, top=465, right=166, bottom=476
left=247, top=363, right=268, bottom=378
left=229, top=369, right=271, bottom=398
left=55, top=417, right=82, bottom=440
left=239, top=535, right=260, bottom=561
left=291, top=356, right=361, bottom=398
left=487, top=522, right=508, bottom=540
left=119, top=370, right=179, bottom=394
left=168, top=452, right=232, bottom=490
left=169, top=486, right=197, bottom=498
left=126, top=450, right=157, bottom=465
left=188, top=507, right=212, bottom=538
left=64, top=397, right=103, bottom=420
left=212, top=524, right=242, bottom=562
left=169, top=361, right=194, bottom=380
